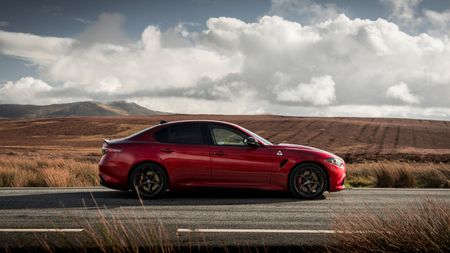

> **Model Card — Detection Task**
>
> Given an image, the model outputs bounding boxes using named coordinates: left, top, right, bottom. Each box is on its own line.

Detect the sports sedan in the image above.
left=99, top=120, right=346, bottom=199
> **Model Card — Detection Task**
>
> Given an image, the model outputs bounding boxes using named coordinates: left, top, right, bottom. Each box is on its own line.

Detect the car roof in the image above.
left=159, top=120, right=238, bottom=127
left=127, top=120, right=246, bottom=141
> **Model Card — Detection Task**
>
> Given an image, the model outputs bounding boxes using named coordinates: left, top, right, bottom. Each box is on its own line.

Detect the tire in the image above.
left=289, top=163, right=328, bottom=199
left=129, top=162, right=168, bottom=199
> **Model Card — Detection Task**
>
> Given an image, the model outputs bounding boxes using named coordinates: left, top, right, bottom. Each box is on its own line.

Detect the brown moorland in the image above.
left=0, top=115, right=449, bottom=187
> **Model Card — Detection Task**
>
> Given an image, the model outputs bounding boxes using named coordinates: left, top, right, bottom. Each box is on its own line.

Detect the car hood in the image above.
left=274, top=143, right=339, bottom=158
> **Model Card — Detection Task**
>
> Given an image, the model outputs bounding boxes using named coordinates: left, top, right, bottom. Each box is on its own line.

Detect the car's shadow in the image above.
left=0, top=188, right=326, bottom=209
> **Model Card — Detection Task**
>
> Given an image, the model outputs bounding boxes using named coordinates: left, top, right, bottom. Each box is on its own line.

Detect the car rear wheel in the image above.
left=289, top=163, right=327, bottom=199
left=129, top=162, right=168, bottom=199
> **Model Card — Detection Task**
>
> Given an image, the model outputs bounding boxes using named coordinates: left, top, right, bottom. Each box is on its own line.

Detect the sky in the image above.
left=1, top=0, right=450, bottom=120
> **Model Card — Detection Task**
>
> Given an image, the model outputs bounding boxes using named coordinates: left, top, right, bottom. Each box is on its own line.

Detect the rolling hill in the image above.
left=0, top=101, right=167, bottom=119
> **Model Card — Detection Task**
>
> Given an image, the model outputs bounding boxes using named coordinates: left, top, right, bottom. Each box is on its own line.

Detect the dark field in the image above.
left=1, top=115, right=449, bottom=161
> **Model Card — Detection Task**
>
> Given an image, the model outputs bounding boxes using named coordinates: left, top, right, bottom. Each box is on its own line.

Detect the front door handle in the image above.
left=213, top=151, right=225, bottom=156
left=160, top=148, right=174, bottom=153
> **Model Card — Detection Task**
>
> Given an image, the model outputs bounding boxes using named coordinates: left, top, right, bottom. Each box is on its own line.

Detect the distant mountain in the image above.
left=0, top=101, right=168, bottom=119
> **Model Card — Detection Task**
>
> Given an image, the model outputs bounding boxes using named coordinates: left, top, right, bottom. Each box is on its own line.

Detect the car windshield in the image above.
left=241, top=127, right=273, bottom=145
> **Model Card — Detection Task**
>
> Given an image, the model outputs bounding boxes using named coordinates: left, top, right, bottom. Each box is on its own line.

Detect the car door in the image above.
left=153, top=122, right=211, bottom=187
left=207, top=123, right=272, bottom=185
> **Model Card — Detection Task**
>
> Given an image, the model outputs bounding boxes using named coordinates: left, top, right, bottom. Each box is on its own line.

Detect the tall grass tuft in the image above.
left=81, top=209, right=175, bottom=253
left=347, top=161, right=450, bottom=188
left=0, top=155, right=98, bottom=187
left=333, top=200, right=450, bottom=252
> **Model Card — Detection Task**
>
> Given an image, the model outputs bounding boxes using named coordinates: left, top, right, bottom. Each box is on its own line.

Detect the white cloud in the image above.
left=269, top=0, right=341, bottom=23
left=74, top=18, right=92, bottom=24
left=1, top=13, right=450, bottom=119
left=276, top=75, right=336, bottom=106
left=75, top=13, right=130, bottom=45
left=380, top=0, right=422, bottom=29
left=0, top=30, right=73, bottom=64
left=424, top=9, right=450, bottom=27
left=0, top=77, right=53, bottom=104
left=423, top=8, right=450, bottom=35
left=386, top=82, right=420, bottom=104
left=380, top=0, right=450, bottom=36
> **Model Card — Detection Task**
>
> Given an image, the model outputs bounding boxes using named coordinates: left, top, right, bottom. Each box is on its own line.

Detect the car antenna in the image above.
left=160, top=120, right=168, bottom=124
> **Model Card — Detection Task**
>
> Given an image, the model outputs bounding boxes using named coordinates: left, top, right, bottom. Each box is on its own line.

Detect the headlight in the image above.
left=325, top=157, right=344, bottom=167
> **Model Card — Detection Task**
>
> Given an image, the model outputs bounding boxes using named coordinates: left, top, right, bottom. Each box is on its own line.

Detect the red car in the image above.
left=99, top=120, right=346, bottom=199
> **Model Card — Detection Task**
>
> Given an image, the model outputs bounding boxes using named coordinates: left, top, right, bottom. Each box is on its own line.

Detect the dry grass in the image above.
left=33, top=196, right=178, bottom=253
left=80, top=208, right=175, bottom=252
left=0, top=151, right=449, bottom=188
left=0, top=154, right=98, bottom=187
left=333, top=200, right=450, bottom=252
left=36, top=196, right=313, bottom=253
left=34, top=198, right=449, bottom=252
left=346, top=161, right=450, bottom=188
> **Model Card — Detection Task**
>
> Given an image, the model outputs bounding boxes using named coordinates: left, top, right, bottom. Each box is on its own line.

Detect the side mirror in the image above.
left=244, top=136, right=259, bottom=146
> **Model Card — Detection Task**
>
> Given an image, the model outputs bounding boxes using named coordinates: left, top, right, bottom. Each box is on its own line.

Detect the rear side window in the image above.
left=154, top=128, right=169, bottom=142
left=154, top=123, right=204, bottom=144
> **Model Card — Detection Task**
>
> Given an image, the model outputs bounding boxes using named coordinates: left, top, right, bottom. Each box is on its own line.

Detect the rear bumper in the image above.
left=98, top=154, right=130, bottom=190
left=99, top=174, right=128, bottom=191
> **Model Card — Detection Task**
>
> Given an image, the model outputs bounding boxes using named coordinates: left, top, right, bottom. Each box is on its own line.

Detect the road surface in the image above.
left=0, top=187, right=448, bottom=250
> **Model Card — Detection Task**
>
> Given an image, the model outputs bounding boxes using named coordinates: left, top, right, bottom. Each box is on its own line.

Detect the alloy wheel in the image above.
left=133, top=166, right=164, bottom=198
left=290, top=164, right=327, bottom=199
left=296, top=167, right=324, bottom=195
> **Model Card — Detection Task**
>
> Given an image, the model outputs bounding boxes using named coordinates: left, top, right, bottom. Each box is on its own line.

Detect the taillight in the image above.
left=102, top=148, right=122, bottom=155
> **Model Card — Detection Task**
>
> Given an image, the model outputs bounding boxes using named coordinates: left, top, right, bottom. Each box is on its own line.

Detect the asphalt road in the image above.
left=0, top=187, right=448, bottom=250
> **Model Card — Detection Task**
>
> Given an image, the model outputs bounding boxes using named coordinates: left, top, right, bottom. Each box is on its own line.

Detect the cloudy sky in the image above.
left=1, top=0, right=450, bottom=120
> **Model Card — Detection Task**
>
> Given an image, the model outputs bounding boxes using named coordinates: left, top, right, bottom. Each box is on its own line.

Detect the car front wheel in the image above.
left=289, top=163, right=327, bottom=199
left=129, top=162, right=168, bottom=199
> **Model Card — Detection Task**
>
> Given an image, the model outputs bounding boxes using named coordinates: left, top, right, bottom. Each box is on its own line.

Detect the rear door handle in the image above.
left=160, top=148, right=174, bottom=153
left=213, top=151, right=225, bottom=156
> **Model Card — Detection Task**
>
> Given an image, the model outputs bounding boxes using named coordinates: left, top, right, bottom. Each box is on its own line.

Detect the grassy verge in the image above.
left=0, top=154, right=98, bottom=187
left=332, top=200, right=450, bottom=252
left=346, top=161, right=450, bottom=188
left=0, top=153, right=449, bottom=188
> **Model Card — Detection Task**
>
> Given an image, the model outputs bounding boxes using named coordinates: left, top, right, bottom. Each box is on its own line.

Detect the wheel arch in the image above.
left=287, top=161, right=330, bottom=191
left=127, top=160, right=170, bottom=190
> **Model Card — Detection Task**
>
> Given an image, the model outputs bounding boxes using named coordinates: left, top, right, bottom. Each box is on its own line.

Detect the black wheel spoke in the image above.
left=146, top=181, right=153, bottom=193
left=309, top=181, right=320, bottom=189
left=293, top=165, right=325, bottom=198
left=299, top=181, right=310, bottom=188
left=306, top=183, right=312, bottom=192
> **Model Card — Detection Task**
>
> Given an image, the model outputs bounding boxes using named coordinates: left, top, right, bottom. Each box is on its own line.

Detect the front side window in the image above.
left=154, top=123, right=204, bottom=144
left=209, top=125, right=247, bottom=146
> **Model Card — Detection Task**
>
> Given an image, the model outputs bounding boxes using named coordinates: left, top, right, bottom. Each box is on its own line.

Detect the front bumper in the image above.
left=326, top=163, right=346, bottom=192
